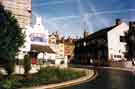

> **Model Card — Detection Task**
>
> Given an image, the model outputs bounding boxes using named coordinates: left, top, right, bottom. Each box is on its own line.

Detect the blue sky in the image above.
left=32, top=0, right=135, bottom=38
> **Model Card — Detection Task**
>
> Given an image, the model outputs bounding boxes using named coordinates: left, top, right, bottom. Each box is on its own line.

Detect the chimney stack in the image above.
left=129, top=21, right=135, bottom=29
left=116, top=19, right=122, bottom=26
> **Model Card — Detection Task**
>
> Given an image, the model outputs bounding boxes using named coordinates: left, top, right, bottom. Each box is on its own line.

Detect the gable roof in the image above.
left=87, top=25, right=116, bottom=39
left=31, top=45, right=55, bottom=53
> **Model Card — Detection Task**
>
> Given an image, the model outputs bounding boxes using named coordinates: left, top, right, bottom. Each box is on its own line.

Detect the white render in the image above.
left=49, top=34, right=67, bottom=67
left=17, top=26, right=32, bottom=60
left=49, top=34, right=65, bottom=59
left=107, top=22, right=129, bottom=61
left=17, top=16, right=68, bottom=68
left=31, top=16, right=49, bottom=45
left=55, top=43, right=65, bottom=59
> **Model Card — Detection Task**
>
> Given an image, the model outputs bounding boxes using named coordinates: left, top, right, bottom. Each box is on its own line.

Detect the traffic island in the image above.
left=22, top=68, right=95, bottom=89
left=0, top=66, right=95, bottom=89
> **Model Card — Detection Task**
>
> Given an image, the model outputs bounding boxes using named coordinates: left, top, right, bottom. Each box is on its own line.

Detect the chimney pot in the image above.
left=116, top=19, right=122, bottom=25
left=129, top=21, right=135, bottom=29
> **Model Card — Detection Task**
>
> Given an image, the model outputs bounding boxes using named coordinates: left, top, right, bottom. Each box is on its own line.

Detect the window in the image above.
left=61, top=61, right=64, bottom=64
left=48, top=60, right=55, bottom=64
left=84, top=42, right=86, bottom=46
left=117, top=55, right=121, bottom=58
left=114, top=55, right=121, bottom=58
left=120, top=36, right=126, bottom=42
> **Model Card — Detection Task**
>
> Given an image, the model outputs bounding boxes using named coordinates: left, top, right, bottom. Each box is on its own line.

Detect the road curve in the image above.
left=63, top=67, right=135, bottom=89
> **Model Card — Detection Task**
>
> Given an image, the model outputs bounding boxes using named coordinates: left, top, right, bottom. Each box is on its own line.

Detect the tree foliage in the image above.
left=4, top=58, right=15, bottom=76
left=125, top=24, right=135, bottom=60
left=0, top=4, right=25, bottom=61
left=0, top=4, right=25, bottom=75
left=23, top=54, right=31, bottom=75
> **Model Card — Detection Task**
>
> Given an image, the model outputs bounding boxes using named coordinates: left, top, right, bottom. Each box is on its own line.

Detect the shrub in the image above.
left=4, top=58, right=15, bottom=76
left=0, top=79, right=20, bottom=89
left=0, top=66, right=86, bottom=88
left=0, top=71, right=3, bottom=80
left=38, top=66, right=86, bottom=83
left=23, top=54, right=31, bottom=75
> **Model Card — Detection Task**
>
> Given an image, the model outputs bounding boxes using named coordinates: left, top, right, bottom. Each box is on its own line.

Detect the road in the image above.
left=63, top=67, right=135, bottom=89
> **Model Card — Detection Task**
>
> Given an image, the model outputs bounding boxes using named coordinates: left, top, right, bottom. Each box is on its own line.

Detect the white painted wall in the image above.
left=107, top=22, right=129, bottom=61
left=30, top=16, right=49, bottom=45
left=46, top=53, right=56, bottom=60
left=17, top=16, right=68, bottom=68
left=55, top=43, right=65, bottom=59
left=50, top=43, right=65, bottom=59
left=49, top=43, right=67, bottom=68
left=17, top=26, right=31, bottom=60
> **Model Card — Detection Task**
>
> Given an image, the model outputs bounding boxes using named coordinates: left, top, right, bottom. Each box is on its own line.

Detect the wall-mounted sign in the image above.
left=30, top=33, right=48, bottom=45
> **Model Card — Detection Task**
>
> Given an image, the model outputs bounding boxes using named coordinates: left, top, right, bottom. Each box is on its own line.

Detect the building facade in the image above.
left=64, top=44, right=75, bottom=61
left=49, top=33, right=65, bottom=60
left=74, top=19, right=129, bottom=65
left=30, top=16, right=49, bottom=46
left=64, top=37, right=76, bottom=63
left=107, top=21, right=129, bottom=61
left=49, top=33, right=68, bottom=67
left=0, top=0, right=32, bottom=29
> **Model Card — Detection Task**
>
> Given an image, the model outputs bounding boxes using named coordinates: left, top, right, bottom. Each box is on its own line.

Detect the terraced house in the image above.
left=74, top=19, right=129, bottom=65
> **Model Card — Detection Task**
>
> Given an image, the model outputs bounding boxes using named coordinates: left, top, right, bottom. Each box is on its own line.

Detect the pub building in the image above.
left=74, top=19, right=129, bottom=65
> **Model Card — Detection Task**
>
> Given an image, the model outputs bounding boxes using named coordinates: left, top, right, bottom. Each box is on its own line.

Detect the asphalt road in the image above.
left=63, top=67, right=135, bottom=89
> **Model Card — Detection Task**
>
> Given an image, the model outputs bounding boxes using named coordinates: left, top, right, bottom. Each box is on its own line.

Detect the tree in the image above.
left=4, top=58, right=15, bottom=76
left=125, top=22, right=135, bottom=61
left=0, top=4, right=25, bottom=75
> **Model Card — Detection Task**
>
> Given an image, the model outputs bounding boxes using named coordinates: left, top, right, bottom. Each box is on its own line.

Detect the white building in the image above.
left=49, top=33, right=68, bottom=67
left=96, top=19, right=129, bottom=61
left=108, top=22, right=129, bottom=61
left=17, top=16, right=52, bottom=59
left=19, top=16, right=67, bottom=68
left=55, top=43, right=65, bottom=59
left=31, top=16, right=49, bottom=46
left=75, top=19, right=129, bottom=65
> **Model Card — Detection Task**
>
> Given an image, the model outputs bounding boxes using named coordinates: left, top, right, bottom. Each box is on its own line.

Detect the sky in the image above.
left=32, top=0, right=135, bottom=38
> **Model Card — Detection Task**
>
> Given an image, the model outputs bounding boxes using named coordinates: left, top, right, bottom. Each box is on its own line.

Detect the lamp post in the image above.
left=131, top=34, right=135, bottom=65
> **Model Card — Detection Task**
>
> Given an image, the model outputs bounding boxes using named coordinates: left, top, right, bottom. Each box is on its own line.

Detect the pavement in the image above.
left=100, top=66, right=135, bottom=72
left=0, top=65, right=40, bottom=75
left=21, top=68, right=95, bottom=89
left=108, top=61, right=135, bottom=72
